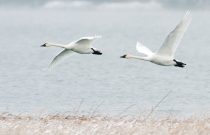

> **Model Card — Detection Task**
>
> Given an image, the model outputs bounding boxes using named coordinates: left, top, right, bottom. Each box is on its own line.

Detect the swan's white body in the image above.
left=121, top=11, right=192, bottom=68
left=41, top=36, right=102, bottom=67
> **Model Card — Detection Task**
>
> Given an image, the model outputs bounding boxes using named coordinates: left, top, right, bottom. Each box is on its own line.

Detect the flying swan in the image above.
left=121, top=11, right=192, bottom=68
left=41, top=36, right=102, bottom=67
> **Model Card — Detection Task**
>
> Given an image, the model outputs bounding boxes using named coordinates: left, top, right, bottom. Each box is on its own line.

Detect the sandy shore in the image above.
left=0, top=113, right=210, bottom=135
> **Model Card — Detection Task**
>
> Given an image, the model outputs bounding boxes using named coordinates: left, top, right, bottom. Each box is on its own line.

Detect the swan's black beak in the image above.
left=41, top=43, right=46, bottom=47
left=120, top=55, right=126, bottom=58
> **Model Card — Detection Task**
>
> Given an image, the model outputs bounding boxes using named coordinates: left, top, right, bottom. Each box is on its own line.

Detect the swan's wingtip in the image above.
left=136, top=41, right=141, bottom=50
left=48, top=64, right=54, bottom=70
left=184, top=10, right=192, bottom=18
left=136, top=41, right=140, bottom=45
left=186, top=10, right=190, bottom=14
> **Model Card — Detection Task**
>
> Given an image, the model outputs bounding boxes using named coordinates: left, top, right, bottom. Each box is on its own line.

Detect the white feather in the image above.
left=156, top=11, right=192, bottom=58
left=49, top=49, right=74, bottom=68
left=136, top=41, right=153, bottom=56
left=70, top=36, right=102, bottom=48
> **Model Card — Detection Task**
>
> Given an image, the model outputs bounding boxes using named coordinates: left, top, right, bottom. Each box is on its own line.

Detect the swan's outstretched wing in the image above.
left=71, top=36, right=101, bottom=48
left=49, top=49, right=74, bottom=68
left=136, top=41, right=153, bottom=56
left=156, top=11, right=192, bottom=58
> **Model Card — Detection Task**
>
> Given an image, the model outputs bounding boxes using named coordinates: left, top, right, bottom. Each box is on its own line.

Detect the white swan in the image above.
left=41, top=36, right=102, bottom=67
left=121, top=11, right=192, bottom=68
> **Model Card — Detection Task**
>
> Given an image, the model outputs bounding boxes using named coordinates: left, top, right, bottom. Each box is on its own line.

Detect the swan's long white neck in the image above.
left=45, top=43, right=66, bottom=48
left=126, top=54, right=151, bottom=61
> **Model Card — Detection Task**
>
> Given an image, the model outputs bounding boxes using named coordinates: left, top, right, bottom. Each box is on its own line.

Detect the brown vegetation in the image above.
left=0, top=113, right=210, bottom=135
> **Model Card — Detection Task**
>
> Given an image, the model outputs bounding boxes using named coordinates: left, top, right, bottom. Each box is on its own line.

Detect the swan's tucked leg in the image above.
left=173, top=59, right=186, bottom=68
left=91, top=48, right=102, bottom=55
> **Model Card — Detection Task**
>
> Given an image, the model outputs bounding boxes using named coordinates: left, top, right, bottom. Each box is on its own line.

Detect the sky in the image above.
left=0, top=0, right=208, bottom=9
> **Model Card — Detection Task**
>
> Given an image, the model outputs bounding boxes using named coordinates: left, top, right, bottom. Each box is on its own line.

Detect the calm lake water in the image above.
left=0, top=8, right=209, bottom=116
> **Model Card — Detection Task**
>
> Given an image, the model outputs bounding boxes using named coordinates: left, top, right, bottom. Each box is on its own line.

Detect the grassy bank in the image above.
left=0, top=113, right=210, bottom=135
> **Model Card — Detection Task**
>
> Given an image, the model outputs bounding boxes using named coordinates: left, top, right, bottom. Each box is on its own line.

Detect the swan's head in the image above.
left=41, top=43, right=47, bottom=47
left=41, top=42, right=51, bottom=47
left=120, top=54, right=131, bottom=59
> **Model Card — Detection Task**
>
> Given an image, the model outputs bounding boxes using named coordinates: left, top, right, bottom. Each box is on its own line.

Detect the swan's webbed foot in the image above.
left=173, top=59, right=186, bottom=68
left=91, top=48, right=102, bottom=55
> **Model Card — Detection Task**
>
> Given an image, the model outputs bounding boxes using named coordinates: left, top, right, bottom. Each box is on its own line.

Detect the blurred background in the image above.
left=0, top=0, right=209, bottom=10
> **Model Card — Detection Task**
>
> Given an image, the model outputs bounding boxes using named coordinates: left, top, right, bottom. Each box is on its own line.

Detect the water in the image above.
left=0, top=8, right=209, bottom=116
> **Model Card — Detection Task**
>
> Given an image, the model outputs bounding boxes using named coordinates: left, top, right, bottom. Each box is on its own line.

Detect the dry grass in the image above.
left=0, top=113, right=210, bottom=135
